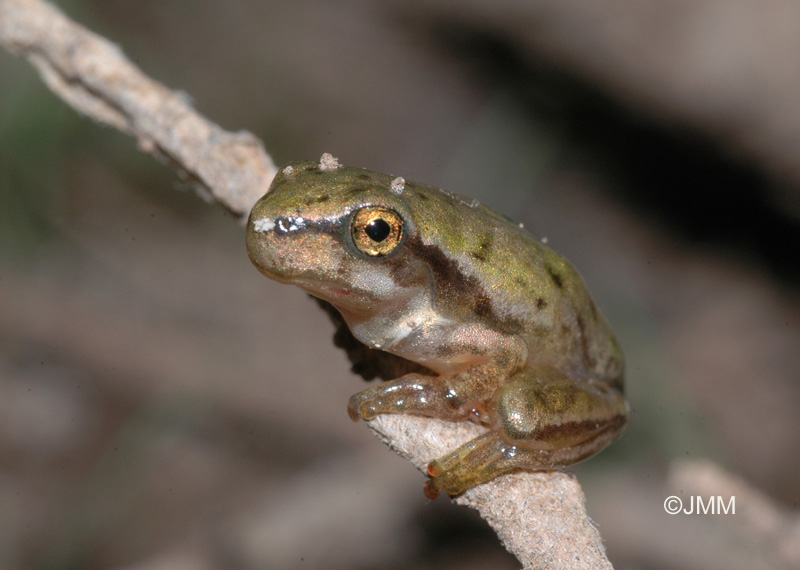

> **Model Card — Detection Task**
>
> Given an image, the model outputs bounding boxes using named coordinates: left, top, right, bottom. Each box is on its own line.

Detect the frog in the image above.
left=246, top=154, right=629, bottom=498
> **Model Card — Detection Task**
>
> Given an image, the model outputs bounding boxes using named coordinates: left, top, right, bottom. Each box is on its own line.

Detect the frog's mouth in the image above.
left=297, top=281, right=378, bottom=321
left=323, top=285, right=353, bottom=298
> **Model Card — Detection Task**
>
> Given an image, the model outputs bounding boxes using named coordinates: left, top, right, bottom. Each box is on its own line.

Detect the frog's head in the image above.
left=246, top=156, right=427, bottom=322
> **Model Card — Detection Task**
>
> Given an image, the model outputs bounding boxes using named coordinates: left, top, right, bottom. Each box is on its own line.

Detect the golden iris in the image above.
left=351, top=207, right=404, bottom=256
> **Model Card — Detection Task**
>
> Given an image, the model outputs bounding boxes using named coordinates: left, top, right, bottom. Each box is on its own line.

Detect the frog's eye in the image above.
left=351, top=207, right=404, bottom=257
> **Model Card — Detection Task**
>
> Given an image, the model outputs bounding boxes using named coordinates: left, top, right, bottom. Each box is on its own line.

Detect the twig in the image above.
left=0, top=1, right=614, bottom=567
left=0, top=0, right=276, bottom=219
left=372, top=415, right=612, bottom=569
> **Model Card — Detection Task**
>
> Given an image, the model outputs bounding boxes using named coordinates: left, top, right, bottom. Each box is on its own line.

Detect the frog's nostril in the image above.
left=274, top=216, right=307, bottom=235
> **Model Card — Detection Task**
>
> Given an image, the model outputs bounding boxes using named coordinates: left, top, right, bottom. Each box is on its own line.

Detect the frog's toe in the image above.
left=423, top=477, right=441, bottom=500
left=347, top=387, right=387, bottom=421
left=346, top=397, right=361, bottom=422
left=424, top=463, right=471, bottom=498
left=423, top=459, right=465, bottom=498
left=423, top=431, right=519, bottom=496
left=347, top=393, right=372, bottom=421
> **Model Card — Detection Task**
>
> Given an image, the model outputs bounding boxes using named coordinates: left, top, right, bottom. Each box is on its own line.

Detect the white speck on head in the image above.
left=541, top=236, right=549, bottom=244
left=319, top=153, right=341, bottom=172
left=253, top=217, right=275, bottom=233
left=518, top=222, right=524, bottom=229
left=390, top=177, right=405, bottom=195
left=282, top=165, right=295, bottom=175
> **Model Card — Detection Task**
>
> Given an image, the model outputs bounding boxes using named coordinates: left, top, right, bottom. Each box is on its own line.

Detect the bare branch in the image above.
left=371, top=415, right=612, bottom=569
left=0, top=1, right=614, bottom=567
left=0, top=0, right=276, bottom=219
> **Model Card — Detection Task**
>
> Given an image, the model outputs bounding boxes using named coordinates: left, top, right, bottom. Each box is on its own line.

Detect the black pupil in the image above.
left=365, top=218, right=391, bottom=242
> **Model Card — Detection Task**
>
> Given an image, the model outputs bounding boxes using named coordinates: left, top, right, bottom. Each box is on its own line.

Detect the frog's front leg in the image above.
left=348, top=326, right=526, bottom=422
left=348, top=366, right=498, bottom=423
left=425, top=368, right=629, bottom=498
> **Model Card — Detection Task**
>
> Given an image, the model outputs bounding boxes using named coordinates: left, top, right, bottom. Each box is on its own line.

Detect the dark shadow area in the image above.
left=422, top=21, right=800, bottom=284
left=405, top=501, right=518, bottom=570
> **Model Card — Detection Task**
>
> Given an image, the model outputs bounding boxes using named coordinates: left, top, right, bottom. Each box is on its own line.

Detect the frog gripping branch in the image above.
left=246, top=154, right=629, bottom=499
left=0, top=1, right=624, bottom=562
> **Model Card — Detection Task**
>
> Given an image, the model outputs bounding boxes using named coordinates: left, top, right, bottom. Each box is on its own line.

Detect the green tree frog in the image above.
left=246, top=154, right=628, bottom=498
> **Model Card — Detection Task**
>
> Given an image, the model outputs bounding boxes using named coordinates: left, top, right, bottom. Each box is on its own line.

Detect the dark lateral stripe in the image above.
left=535, top=411, right=627, bottom=444
left=403, top=235, right=524, bottom=335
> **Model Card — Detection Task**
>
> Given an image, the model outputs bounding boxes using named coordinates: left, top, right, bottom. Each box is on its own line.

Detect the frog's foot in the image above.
left=348, top=375, right=475, bottom=422
left=423, top=430, right=599, bottom=498
left=347, top=380, right=426, bottom=421
left=424, top=431, right=537, bottom=498
left=424, top=417, right=626, bottom=498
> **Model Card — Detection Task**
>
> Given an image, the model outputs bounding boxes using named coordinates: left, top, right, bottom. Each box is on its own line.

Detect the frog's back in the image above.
left=402, top=183, right=623, bottom=390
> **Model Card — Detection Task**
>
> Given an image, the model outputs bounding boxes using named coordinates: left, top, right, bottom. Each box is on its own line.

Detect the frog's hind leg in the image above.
left=425, top=369, right=628, bottom=497
left=425, top=431, right=518, bottom=498
left=425, top=431, right=570, bottom=497
left=424, top=427, right=620, bottom=498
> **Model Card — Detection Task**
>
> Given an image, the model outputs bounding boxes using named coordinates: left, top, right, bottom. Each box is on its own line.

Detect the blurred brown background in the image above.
left=1, top=1, right=799, bottom=569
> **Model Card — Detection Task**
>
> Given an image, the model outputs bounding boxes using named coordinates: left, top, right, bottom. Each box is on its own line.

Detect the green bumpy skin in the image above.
left=246, top=155, right=629, bottom=498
